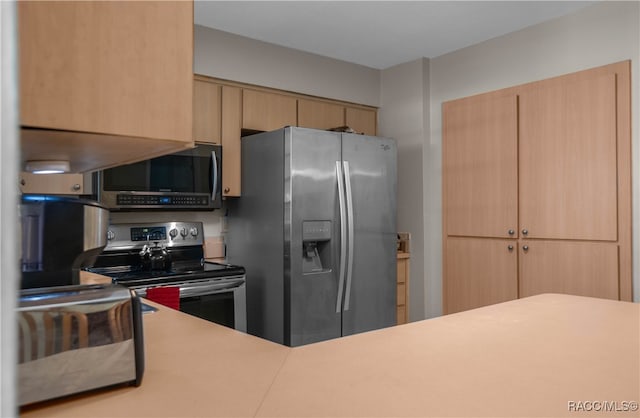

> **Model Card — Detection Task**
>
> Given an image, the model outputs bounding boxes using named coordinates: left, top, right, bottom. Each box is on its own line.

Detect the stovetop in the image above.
left=87, top=261, right=245, bottom=287
left=87, top=221, right=245, bottom=287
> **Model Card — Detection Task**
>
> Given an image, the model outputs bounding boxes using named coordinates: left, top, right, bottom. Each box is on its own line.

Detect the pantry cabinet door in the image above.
left=519, top=241, right=619, bottom=300
left=443, top=92, right=518, bottom=239
left=444, top=237, right=518, bottom=314
left=519, top=73, right=618, bottom=241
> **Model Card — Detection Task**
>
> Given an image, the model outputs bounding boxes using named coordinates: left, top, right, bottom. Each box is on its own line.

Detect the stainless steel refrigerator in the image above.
left=227, top=127, right=397, bottom=347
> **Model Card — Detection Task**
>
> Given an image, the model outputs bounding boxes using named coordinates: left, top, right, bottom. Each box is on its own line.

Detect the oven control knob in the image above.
left=106, top=230, right=115, bottom=241
left=189, top=227, right=199, bottom=237
left=169, top=228, right=178, bottom=240
left=180, top=228, right=188, bottom=238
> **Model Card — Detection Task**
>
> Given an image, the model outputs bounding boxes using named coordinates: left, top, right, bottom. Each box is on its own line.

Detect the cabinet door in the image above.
left=298, top=99, right=344, bottom=130
left=20, top=172, right=85, bottom=195
left=193, top=80, right=221, bottom=144
left=19, top=1, right=192, bottom=142
left=443, top=92, right=518, bottom=238
left=519, top=241, right=619, bottom=300
left=345, top=107, right=376, bottom=136
left=221, top=86, right=242, bottom=197
left=242, top=90, right=297, bottom=132
left=519, top=73, right=618, bottom=241
left=444, top=237, right=518, bottom=314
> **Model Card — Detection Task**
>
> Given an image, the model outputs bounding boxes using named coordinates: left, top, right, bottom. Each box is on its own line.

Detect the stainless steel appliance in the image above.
left=87, top=222, right=246, bottom=332
left=227, top=127, right=397, bottom=347
left=17, top=284, right=144, bottom=406
left=96, top=143, right=222, bottom=211
left=20, top=195, right=109, bottom=289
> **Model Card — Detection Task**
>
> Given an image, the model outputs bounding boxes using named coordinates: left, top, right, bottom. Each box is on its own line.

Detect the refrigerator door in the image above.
left=287, top=128, right=343, bottom=346
left=340, top=133, right=397, bottom=336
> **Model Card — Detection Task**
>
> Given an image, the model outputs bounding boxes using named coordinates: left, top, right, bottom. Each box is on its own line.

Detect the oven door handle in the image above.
left=179, top=279, right=245, bottom=298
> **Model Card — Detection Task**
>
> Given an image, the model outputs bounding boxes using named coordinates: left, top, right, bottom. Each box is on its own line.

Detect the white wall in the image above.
left=379, top=58, right=429, bottom=321
left=427, top=0, right=640, bottom=316
left=195, top=25, right=380, bottom=107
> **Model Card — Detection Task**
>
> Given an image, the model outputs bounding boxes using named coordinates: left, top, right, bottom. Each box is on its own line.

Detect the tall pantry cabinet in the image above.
left=443, top=61, right=631, bottom=314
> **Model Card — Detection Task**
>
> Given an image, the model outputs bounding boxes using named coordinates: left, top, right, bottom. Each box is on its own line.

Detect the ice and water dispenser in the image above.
left=302, top=221, right=332, bottom=273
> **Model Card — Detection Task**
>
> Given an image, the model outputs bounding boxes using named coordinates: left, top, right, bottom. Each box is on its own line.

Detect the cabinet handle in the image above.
left=522, top=245, right=529, bottom=252
left=223, top=187, right=230, bottom=194
left=72, top=184, right=81, bottom=191
left=522, top=229, right=528, bottom=236
left=507, top=245, right=514, bottom=251
left=508, top=229, right=515, bottom=236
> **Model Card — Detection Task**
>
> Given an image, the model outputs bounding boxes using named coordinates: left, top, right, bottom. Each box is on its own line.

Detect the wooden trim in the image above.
left=615, top=61, right=632, bottom=301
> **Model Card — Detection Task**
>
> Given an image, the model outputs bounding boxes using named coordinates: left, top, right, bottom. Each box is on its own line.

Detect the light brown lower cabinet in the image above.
left=396, top=253, right=410, bottom=324
left=444, top=237, right=518, bottom=314
left=445, top=238, right=621, bottom=314
left=519, top=240, right=619, bottom=300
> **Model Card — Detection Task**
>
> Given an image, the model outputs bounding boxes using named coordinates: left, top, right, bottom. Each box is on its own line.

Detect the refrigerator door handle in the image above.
left=335, top=161, right=347, bottom=313
left=343, top=161, right=355, bottom=311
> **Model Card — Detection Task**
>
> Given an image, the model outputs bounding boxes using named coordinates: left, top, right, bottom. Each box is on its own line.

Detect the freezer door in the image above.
left=341, top=133, right=397, bottom=336
left=287, top=128, right=343, bottom=346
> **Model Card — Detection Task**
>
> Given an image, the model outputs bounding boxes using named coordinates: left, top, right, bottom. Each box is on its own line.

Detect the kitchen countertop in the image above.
left=21, top=294, right=639, bottom=417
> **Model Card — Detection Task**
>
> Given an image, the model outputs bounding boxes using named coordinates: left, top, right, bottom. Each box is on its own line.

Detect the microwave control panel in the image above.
left=116, top=194, right=210, bottom=207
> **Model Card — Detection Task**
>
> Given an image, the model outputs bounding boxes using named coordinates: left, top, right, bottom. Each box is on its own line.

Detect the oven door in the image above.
left=179, top=279, right=246, bottom=332
left=135, top=277, right=246, bottom=332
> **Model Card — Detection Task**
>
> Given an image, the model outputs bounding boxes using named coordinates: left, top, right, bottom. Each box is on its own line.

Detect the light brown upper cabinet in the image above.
left=193, top=80, right=222, bottom=144
left=345, top=107, right=377, bottom=136
left=221, top=86, right=242, bottom=197
left=19, top=1, right=194, bottom=173
left=19, top=173, right=86, bottom=195
left=298, top=99, right=345, bottom=130
left=443, top=61, right=632, bottom=314
left=242, top=90, right=297, bottom=132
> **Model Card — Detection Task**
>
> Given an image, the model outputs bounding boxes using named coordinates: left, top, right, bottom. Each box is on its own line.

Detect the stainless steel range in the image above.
left=86, top=222, right=246, bottom=332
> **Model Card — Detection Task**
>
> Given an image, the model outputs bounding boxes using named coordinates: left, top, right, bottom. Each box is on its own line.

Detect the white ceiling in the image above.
left=194, top=1, right=595, bottom=70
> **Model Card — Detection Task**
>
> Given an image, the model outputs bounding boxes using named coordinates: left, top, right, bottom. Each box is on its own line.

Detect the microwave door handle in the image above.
left=211, top=151, right=218, bottom=201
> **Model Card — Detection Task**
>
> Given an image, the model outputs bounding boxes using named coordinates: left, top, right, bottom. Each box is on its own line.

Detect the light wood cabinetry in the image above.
left=445, top=238, right=518, bottom=314
left=519, top=241, right=619, bottom=300
left=297, top=100, right=378, bottom=135
left=221, top=86, right=242, bottom=197
left=396, top=253, right=410, bottom=325
left=298, top=99, right=345, bottom=130
left=443, top=61, right=632, bottom=314
left=18, top=1, right=194, bottom=173
left=345, top=107, right=377, bottom=136
left=193, top=75, right=378, bottom=197
left=193, top=77, right=242, bottom=197
left=19, top=172, right=86, bottom=195
left=242, top=90, right=297, bottom=132
left=193, top=80, right=222, bottom=144
left=519, top=72, right=618, bottom=241
left=443, top=92, right=518, bottom=238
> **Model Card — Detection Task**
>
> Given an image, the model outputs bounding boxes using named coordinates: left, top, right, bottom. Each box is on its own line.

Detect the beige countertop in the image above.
left=21, top=294, right=640, bottom=417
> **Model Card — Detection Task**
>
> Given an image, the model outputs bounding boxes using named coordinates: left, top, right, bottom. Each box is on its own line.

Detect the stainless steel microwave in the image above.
left=96, top=144, right=222, bottom=211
